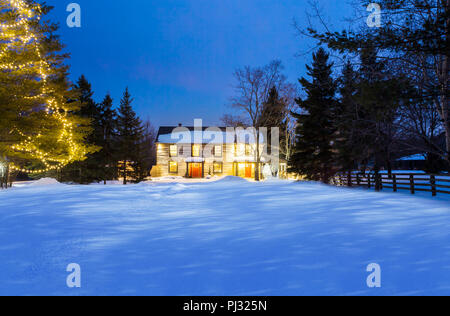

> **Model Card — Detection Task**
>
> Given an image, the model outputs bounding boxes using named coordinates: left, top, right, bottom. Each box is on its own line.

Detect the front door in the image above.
left=245, top=163, right=253, bottom=178
left=190, top=163, right=202, bottom=178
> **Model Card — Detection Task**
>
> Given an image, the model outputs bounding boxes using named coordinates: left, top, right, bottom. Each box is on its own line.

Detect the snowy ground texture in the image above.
left=1, top=177, right=450, bottom=296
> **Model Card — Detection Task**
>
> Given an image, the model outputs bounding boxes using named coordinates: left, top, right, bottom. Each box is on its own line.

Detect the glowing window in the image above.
left=192, top=144, right=201, bottom=157
left=169, top=145, right=178, bottom=157
left=213, top=162, right=223, bottom=174
left=169, top=161, right=178, bottom=174
left=245, top=144, right=252, bottom=156
left=236, top=144, right=245, bottom=157
left=214, top=145, right=222, bottom=157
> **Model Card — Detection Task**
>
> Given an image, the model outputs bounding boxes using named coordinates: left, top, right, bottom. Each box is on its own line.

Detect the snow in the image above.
left=158, top=129, right=266, bottom=144
left=29, top=178, right=62, bottom=186
left=398, top=154, right=426, bottom=161
left=1, top=178, right=450, bottom=296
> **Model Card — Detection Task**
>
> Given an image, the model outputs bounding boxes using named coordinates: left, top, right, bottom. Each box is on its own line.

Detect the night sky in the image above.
left=46, top=0, right=354, bottom=127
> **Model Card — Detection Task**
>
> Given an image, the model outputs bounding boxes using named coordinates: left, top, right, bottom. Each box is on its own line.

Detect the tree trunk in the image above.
left=123, top=160, right=127, bottom=185
left=255, top=131, right=260, bottom=181
left=6, top=164, right=12, bottom=188
left=442, top=0, right=449, bottom=163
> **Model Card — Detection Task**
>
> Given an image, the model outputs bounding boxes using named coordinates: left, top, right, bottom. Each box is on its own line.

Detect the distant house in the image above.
left=394, top=153, right=427, bottom=170
left=151, top=125, right=287, bottom=179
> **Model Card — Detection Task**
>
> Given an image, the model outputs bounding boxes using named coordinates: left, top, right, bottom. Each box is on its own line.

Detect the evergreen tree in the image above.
left=133, top=120, right=156, bottom=182
left=259, top=87, right=288, bottom=173
left=306, top=0, right=450, bottom=165
left=117, top=88, right=144, bottom=184
left=0, top=0, right=94, bottom=187
left=61, top=76, right=102, bottom=183
left=355, top=45, right=406, bottom=182
left=98, top=93, right=118, bottom=184
left=334, top=61, right=361, bottom=177
left=289, top=48, right=338, bottom=183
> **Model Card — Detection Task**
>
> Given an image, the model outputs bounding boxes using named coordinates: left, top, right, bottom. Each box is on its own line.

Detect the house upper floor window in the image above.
left=169, top=145, right=178, bottom=157
left=235, top=143, right=253, bottom=157
left=214, top=145, right=222, bottom=158
left=192, top=144, right=201, bottom=157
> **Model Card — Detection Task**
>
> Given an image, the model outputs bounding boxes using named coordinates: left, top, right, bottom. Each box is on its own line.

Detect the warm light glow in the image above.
left=169, top=145, right=178, bottom=157
left=1, top=0, right=84, bottom=174
left=192, top=145, right=201, bottom=157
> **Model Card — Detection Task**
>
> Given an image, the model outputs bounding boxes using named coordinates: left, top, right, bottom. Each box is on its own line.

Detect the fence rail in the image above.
left=332, top=172, right=450, bottom=197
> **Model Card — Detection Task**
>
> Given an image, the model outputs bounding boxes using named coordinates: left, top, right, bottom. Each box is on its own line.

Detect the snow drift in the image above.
left=0, top=179, right=449, bottom=295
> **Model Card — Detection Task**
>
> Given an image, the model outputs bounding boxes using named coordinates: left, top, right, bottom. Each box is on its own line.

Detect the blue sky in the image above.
left=46, top=0, right=354, bottom=127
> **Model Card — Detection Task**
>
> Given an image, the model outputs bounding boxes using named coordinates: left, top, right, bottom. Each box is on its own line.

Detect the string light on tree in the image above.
left=0, top=0, right=89, bottom=174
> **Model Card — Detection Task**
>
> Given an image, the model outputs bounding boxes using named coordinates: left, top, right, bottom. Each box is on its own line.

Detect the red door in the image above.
left=245, top=163, right=252, bottom=178
left=190, top=163, right=202, bottom=178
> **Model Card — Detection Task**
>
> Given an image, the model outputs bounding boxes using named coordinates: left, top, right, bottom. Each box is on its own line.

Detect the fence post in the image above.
left=357, top=173, right=361, bottom=186
left=375, top=173, right=381, bottom=192
left=393, top=174, right=397, bottom=192
left=368, top=174, right=371, bottom=189
left=410, top=175, right=415, bottom=194
left=430, top=175, right=437, bottom=197
left=347, top=171, right=352, bottom=187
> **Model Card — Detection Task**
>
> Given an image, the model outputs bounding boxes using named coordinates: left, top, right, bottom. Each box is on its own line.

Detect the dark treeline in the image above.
left=289, top=0, right=449, bottom=183
left=58, top=76, right=156, bottom=185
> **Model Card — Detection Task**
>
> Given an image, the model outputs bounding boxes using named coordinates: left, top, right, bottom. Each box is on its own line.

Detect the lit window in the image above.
left=214, top=145, right=222, bottom=157
left=169, top=161, right=178, bottom=174
left=169, top=145, right=178, bottom=157
left=214, top=162, right=223, bottom=174
left=236, top=143, right=245, bottom=157
left=245, top=144, right=253, bottom=156
left=192, top=144, right=201, bottom=157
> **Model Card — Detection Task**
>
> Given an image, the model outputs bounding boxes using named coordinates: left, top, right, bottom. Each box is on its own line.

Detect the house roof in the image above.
left=156, top=126, right=265, bottom=144
left=156, top=126, right=228, bottom=142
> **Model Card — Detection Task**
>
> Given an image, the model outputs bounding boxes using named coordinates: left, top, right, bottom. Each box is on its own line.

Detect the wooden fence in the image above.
left=332, top=172, right=450, bottom=197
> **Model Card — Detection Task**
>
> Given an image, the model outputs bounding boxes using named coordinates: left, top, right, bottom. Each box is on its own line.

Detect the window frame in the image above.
left=192, top=144, right=201, bottom=157
left=213, top=162, right=223, bottom=174
left=169, top=144, right=178, bottom=158
left=214, top=145, right=223, bottom=158
left=168, top=161, right=178, bottom=174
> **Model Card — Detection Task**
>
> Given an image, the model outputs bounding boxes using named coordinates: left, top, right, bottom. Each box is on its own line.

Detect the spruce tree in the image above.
left=117, top=88, right=144, bottom=184
left=61, top=76, right=102, bottom=183
left=0, top=0, right=94, bottom=186
left=289, top=48, right=337, bottom=183
left=334, top=61, right=361, bottom=175
left=306, top=0, right=450, bottom=165
left=259, top=87, right=288, bottom=170
left=98, top=93, right=118, bottom=184
left=355, top=45, right=406, bottom=182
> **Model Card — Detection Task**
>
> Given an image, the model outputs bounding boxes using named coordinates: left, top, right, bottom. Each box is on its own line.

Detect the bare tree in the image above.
left=220, top=114, right=249, bottom=127
left=229, top=60, right=290, bottom=181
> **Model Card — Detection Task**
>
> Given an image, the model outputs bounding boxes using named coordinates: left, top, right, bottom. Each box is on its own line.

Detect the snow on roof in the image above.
left=157, top=128, right=266, bottom=144
left=398, top=154, right=426, bottom=161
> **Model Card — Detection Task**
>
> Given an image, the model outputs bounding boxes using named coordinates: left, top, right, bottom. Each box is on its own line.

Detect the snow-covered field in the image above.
left=1, top=177, right=450, bottom=296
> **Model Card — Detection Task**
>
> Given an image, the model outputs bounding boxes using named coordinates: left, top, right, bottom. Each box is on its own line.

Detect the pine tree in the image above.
left=61, top=76, right=102, bottom=183
left=98, top=93, right=118, bottom=184
left=289, top=48, right=338, bottom=183
left=334, top=61, right=361, bottom=175
left=259, top=87, right=288, bottom=173
left=355, top=45, right=405, bottom=182
left=0, top=0, right=94, bottom=186
left=117, top=88, right=144, bottom=184
left=306, top=0, right=450, bottom=165
left=133, top=120, right=156, bottom=183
